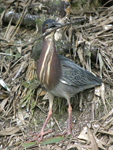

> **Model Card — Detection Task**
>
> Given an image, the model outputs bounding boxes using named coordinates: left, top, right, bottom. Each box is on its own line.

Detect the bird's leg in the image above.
left=26, top=93, right=54, bottom=143
left=56, top=99, right=72, bottom=138
left=67, top=102, right=72, bottom=135
left=62, top=102, right=72, bottom=135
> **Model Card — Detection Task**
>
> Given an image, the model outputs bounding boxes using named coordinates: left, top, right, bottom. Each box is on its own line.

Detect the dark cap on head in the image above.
left=42, top=19, right=62, bottom=33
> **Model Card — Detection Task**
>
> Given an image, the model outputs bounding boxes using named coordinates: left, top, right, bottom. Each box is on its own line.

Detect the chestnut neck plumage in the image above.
left=37, top=31, right=62, bottom=90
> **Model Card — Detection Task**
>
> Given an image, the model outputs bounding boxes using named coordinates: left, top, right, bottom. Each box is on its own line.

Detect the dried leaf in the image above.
left=98, top=52, right=103, bottom=78
left=98, top=129, right=113, bottom=136
left=78, top=127, right=89, bottom=141
left=100, top=83, right=107, bottom=113
left=109, top=146, right=113, bottom=150
left=0, top=79, right=10, bottom=92
left=18, top=111, right=25, bottom=125
left=0, top=127, right=20, bottom=136
left=17, top=46, right=22, bottom=54
left=95, top=136, right=106, bottom=150
left=4, top=25, right=15, bottom=40
left=77, top=48, right=84, bottom=65
left=87, top=126, right=99, bottom=150
left=0, top=98, right=8, bottom=112
left=95, top=86, right=101, bottom=97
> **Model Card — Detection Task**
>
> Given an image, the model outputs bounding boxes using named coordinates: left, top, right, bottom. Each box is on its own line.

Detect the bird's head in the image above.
left=42, top=19, right=62, bottom=33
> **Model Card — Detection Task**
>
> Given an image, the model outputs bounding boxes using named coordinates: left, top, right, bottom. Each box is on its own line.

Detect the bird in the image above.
left=31, top=19, right=102, bottom=142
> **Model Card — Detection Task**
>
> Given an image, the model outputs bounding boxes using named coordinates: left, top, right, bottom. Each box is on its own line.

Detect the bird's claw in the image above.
left=26, top=129, right=52, bottom=143
left=55, top=130, right=72, bottom=142
left=56, top=130, right=72, bottom=136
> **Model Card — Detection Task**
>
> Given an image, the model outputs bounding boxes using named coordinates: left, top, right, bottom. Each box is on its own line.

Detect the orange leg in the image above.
left=56, top=102, right=72, bottom=138
left=67, top=102, right=72, bottom=135
left=26, top=93, right=54, bottom=143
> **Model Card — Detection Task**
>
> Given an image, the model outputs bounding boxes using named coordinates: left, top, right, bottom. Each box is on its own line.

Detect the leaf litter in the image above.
left=0, top=0, right=113, bottom=149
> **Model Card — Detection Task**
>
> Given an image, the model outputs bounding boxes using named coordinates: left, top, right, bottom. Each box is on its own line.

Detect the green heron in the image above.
left=32, top=19, right=102, bottom=142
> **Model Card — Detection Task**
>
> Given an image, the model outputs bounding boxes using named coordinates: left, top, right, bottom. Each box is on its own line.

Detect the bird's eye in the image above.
left=46, top=24, right=48, bottom=27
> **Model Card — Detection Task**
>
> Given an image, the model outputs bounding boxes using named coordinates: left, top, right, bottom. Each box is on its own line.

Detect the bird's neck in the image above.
left=37, top=32, right=62, bottom=90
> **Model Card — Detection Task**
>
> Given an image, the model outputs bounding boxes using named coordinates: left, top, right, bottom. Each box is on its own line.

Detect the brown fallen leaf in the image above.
left=87, top=126, right=99, bottom=150
left=0, top=127, right=20, bottom=136
left=0, top=98, right=8, bottom=112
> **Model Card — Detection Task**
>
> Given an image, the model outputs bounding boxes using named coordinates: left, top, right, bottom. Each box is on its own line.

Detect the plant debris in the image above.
left=0, top=0, right=113, bottom=149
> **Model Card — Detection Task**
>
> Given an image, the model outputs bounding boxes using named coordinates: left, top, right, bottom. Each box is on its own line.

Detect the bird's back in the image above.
left=58, top=54, right=102, bottom=87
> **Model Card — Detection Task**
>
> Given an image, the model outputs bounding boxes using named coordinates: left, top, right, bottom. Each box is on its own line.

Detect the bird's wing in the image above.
left=58, top=55, right=102, bottom=86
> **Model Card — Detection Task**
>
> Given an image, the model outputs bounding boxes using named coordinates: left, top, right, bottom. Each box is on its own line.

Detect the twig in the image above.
left=21, top=17, right=85, bottom=48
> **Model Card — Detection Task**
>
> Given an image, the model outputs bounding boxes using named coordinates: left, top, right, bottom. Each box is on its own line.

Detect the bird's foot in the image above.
left=56, top=129, right=72, bottom=136
left=56, top=129, right=72, bottom=142
left=26, top=129, right=52, bottom=143
left=56, top=123, right=73, bottom=136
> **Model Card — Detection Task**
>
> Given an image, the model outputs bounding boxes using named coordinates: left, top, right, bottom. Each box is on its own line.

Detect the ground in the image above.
left=0, top=1, right=113, bottom=150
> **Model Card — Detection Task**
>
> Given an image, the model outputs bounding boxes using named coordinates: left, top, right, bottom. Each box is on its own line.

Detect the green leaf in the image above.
left=15, top=52, right=21, bottom=60
left=22, top=79, right=40, bottom=90
left=62, top=134, right=71, bottom=142
left=23, top=142, right=36, bottom=148
left=41, top=136, right=64, bottom=145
